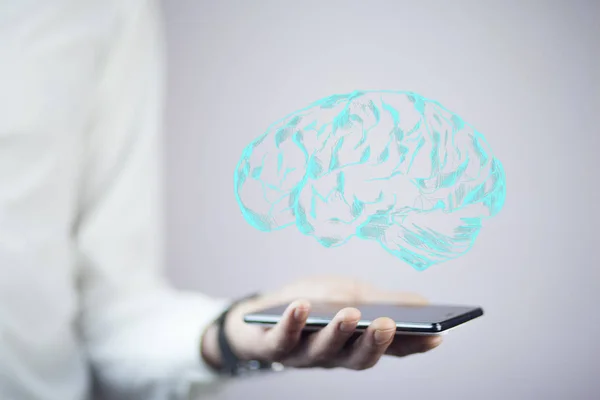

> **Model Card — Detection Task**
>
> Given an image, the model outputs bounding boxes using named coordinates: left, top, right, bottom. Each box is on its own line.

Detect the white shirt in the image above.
left=0, top=1, right=228, bottom=399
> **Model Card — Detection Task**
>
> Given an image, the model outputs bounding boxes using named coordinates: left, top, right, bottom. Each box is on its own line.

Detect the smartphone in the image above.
left=244, top=302, right=484, bottom=335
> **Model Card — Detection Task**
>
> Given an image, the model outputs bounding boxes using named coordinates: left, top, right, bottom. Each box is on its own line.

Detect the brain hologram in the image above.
left=234, top=90, right=506, bottom=270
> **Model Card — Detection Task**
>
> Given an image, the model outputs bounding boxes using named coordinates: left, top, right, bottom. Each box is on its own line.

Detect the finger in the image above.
left=341, top=317, right=396, bottom=370
left=299, top=307, right=361, bottom=366
left=386, top=334, right=443, bottom=357
left=262, top=300, right=310, bottom=361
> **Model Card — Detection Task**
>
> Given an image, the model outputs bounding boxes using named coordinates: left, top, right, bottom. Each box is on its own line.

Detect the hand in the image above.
left=201, top=276, right=442, bottom=371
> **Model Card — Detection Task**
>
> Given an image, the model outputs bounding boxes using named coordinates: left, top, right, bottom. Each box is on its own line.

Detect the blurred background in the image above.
left=162, top=1, right=599, bottom=399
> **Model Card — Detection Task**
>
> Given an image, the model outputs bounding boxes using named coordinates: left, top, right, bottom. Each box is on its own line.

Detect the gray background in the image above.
left=163, top=1, right=600, bottom=399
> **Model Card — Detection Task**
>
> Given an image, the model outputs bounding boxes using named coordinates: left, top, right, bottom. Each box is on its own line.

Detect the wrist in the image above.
left=221, top=300, right=254, bottom=361
left=200, top=301, right=251, bottom=370
left=200, top=322, right=223, bottom=371
left=201, top=293, right=272, bottom=376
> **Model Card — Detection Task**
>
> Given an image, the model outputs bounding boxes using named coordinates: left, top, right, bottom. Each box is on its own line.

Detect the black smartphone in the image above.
left=244, top=302, right=484, bottom=335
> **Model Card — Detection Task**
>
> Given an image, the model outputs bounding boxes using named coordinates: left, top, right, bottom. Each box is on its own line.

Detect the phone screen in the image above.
left=244, top=303, right=483, bottom=333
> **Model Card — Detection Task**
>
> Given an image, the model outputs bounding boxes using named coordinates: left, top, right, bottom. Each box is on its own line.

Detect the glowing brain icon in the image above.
left=234, top=90, right=506, bottom=270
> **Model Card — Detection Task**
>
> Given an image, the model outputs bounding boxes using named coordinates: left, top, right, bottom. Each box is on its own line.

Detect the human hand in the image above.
left=202, top=276, right=442, bottom=371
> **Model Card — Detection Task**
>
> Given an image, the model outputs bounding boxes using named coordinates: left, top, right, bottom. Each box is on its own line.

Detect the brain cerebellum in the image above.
left=234, top=90, right=506, bottom=270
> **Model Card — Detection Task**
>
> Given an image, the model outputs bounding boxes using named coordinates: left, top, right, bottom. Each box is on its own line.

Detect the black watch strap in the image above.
left=215, top=293, right=279, bottom=376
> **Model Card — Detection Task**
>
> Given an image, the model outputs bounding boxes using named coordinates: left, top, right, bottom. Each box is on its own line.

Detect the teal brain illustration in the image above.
left=234, top=90, right=506, bottom=270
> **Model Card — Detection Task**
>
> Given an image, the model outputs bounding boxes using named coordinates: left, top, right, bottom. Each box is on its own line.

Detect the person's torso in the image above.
left=0, top=1, right=160, bottom=399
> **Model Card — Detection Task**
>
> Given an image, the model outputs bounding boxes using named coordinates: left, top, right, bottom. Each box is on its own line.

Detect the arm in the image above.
left=0, top=1, right=226, bottom=398
left=74, top=2, right=229, bottom=398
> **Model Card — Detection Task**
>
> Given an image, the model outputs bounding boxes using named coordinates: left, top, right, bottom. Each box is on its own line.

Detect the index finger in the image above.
left=262, top=300, right=310, bottom=361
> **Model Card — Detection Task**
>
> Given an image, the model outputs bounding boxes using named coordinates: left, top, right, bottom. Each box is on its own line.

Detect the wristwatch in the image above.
left=215, top=293, right=285, bottom=376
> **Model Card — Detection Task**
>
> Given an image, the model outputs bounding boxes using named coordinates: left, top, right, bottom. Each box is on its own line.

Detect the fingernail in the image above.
left=339, top=320, right=357, bottom=333
left=294, top=307, right=308, bottom=321
left=373, top=329, right=394, bottom=345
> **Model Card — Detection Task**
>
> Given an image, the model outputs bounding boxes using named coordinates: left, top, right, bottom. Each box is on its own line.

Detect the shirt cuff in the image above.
left=167, top=292, right=231, bottom=397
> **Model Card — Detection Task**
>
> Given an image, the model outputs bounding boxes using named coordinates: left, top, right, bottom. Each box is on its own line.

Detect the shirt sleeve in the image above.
left=74, top=1, right=229, bottom=398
